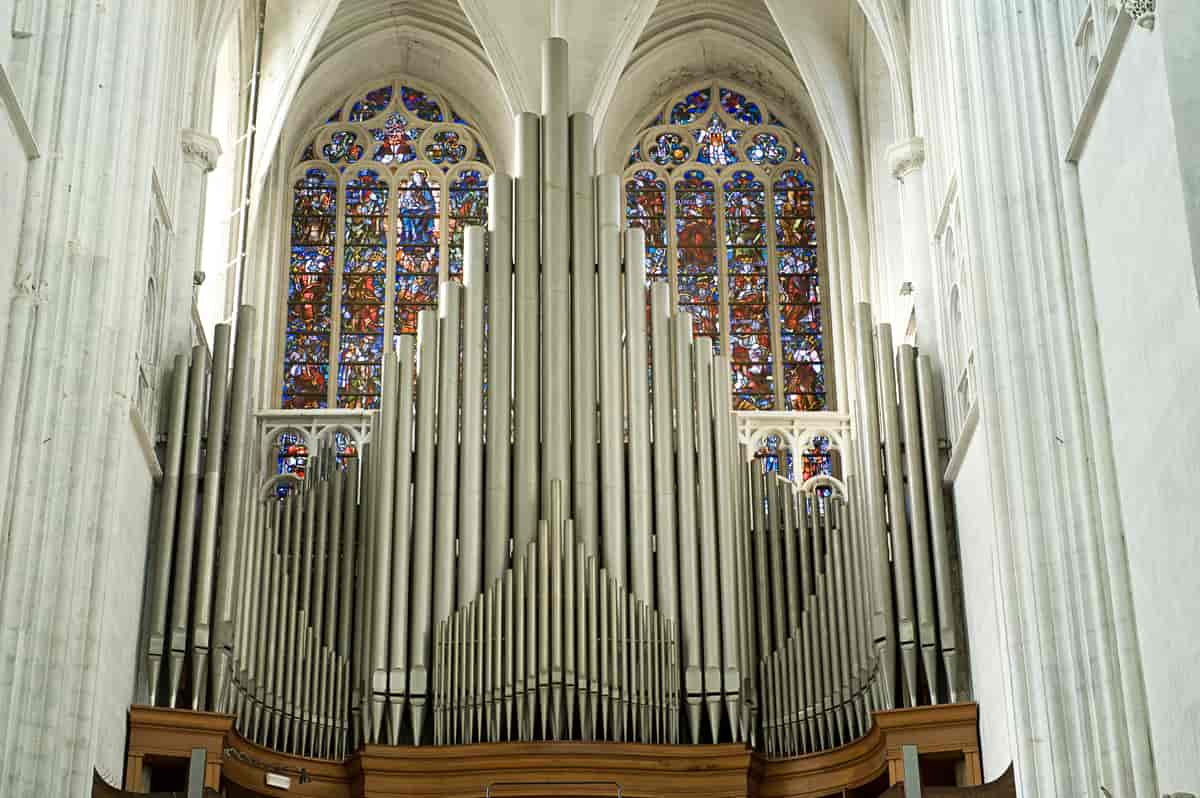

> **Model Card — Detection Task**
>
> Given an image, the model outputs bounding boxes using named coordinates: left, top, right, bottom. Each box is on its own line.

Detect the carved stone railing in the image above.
left=734, top=410, right=851, bottom=463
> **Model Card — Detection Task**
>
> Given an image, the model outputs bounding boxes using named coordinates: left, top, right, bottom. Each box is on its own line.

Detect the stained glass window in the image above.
left=623, top=81, right=828, bottom=418
left=283, top=80, right=492, bottom=408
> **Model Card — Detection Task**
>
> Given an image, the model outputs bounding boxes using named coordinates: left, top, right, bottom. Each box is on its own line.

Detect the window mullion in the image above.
left=384, top=175, right=397, bottom=354
left=716, top=179, right=730, bottom=362
left=439, top=177, right=449, bottom=287
left=330, top=174, right=347, bottom=408
left=667, top=174, right=679, bottom=312
left=765, top=170, right=785, bottom=411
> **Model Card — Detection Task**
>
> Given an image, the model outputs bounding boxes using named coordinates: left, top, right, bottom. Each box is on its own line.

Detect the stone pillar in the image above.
left=177, top=128, right=222, bottom=351
left=885, top=137, right=938, bottom=367
left=0, top=3, right=204, bottom=797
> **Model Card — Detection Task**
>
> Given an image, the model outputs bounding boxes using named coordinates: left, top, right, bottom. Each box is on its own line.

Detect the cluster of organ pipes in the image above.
left=141, top=37, right=967, bottom=761
left=433, top=483, right=682, bottom=746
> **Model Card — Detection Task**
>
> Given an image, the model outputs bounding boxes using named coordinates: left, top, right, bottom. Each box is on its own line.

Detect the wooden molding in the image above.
left=127, top=703, right=981, bottom=798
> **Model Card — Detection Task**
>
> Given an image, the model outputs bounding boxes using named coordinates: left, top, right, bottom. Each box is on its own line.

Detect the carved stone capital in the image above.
left=886, top=137, right=926, bottom=180
left=181, top=128, right=222, bottom=172
left=1123, top=0, right=1156, bottom=30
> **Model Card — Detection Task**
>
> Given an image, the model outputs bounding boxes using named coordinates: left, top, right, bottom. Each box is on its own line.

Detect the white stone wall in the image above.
left=1076, top=23, right=1200, bottom=792
left=0, top=2, right=221, bottom=794
left=951, top=431, right=1014, bottom=782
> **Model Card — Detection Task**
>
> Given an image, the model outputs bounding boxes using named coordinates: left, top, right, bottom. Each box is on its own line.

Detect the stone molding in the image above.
left=886, top=136, right=926, bottom=180
left=181, top=128, right=222, bottom=172
left=1122, top=0, right=1156, bottom=30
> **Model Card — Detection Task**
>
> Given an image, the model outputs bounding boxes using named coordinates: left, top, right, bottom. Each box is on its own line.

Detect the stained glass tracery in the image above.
left=624, top=80, right=828, bottom=435
left=282, top=79, right=491, bottom=408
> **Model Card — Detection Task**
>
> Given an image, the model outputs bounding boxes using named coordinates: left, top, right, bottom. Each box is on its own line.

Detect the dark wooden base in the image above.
left=126, top=704, right=982, bottom=798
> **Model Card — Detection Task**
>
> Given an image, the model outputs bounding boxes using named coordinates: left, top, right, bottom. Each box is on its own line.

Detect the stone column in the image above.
left=884, top=137, right=938, bottom=367
left=176, top=128, right=222, bottom=352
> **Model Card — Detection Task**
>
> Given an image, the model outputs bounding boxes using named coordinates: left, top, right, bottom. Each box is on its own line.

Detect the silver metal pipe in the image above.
left=234, top=488, right=263, bottom=720
left=434, top=282, right=463, bottom=621
left=898, top=344, right=938, bottom=703
left=251, top=498, right=279, bottom=739
left=433, top=616, right=444, bottom=743
left=192, top=321, right=229, bottom=705
left=624, top=226, right=654, bottom=605
left=338, top=460, right=359, bottom=662
left=503, top=569, right=514, bottom=739
left=831, top=498, right=854, bottom=737
left=713, top=355, right=742, bottom=740
left=514, top=540, right=527, bottom=739
left=649, top=284, right=678, bottom=622
left=353, top=444, right=373, bottom=743
left=738, top=461, right=758, bottom=744
left=214, top=307, right=255, bottom=706
left=324, top=455, right=344, bottom=658
left=282, top=478, right=310, bottom=750
left=563, top=519, right=577, bottom=737
left=576, top=540, right=589, bottom=739
left=917, top=354, right=961, bottom=701
left=167, top=344, right=209, bottom=707
left=145, top=352, right=189, bottom=706
left=749, top=463, right=772, bottom=678
left=587, top=556, right=599, bottom=740
left=265, top=493, right=291, bottom=744
left=781, top=481, right=801, bottom=633
left=693, top=340, right=723, bottom=742
left=513, top=114, right=541, bottom=559
left=537, top=519, right=551, bottom=738
left=598, top=566, right=610, bottom=738
left=613, top=577, right=624, bottom=741
left=549, top=498, right=564, bottom=738
left=596, top=174, right=626, bottom=583
left=622, top=581, right=631, bottom=742
left=673, top=314, right=702, bottom=742
left=305, top=462, right=330, bottom=748
left=493, top=576, right=504, bottom=740
left=840, top=477, right=867, bottom=732
left=390, top=335, right=417, bottom=737
left=193, top=320, right=230, bottom=711
left=569, top=114, right=599, bottom=559
left=408, top=309, right=440, bottom=744
left=371, top=352, right=399, bottom=742
left=875, top=323, right=918, bottom=706
left=460, top=226, right=487, bottom=608
left=485, top=173, right=514, bottom=584
left=854, top=303, right=896, bottom=708
left=524, top=541, right=537, bottom=738
left=766, top=477, right=788, bottom=651
left=541, top=38, right=571, bottom=520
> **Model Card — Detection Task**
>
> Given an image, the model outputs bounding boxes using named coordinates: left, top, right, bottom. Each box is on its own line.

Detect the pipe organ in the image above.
left=141, top=38, right=966, bottom=765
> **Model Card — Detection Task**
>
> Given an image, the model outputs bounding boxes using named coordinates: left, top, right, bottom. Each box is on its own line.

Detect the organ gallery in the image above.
left=5, top=2, right=1192, bottom=797
left=130, top=39, right=983, bottom=797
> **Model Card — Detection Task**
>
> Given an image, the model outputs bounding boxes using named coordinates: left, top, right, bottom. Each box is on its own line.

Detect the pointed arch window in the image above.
left=624, top=82, right=826, bottom=412
left=283, top=80, right=492, bottom=409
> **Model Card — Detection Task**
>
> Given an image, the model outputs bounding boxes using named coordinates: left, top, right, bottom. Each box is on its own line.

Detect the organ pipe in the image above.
left=141, top=37, right=966, bottom=764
